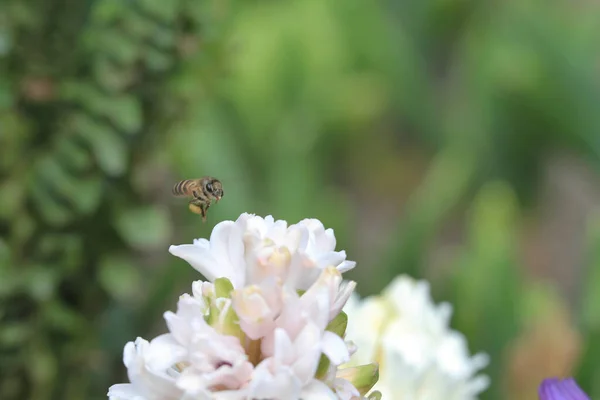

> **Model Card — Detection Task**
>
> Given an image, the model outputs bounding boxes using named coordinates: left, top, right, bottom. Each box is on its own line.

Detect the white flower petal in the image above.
left=344, top=275, right=490, bottom=399
left=322, top=331, right=350, bottom=366
left=168, top=244, right=223, bottom=282
left=290, top=324, right=322, bottom=383
left=107, top=383, right=145, bottom=400
left=332, top=377, right=360, bottom=400
left=120, top=338, right=183, bottom=400
left=170, top=213, right=355, bottom=290
left=248, top=361, right=301, bottom=399
left=112, top=213, right=362, bottom=400
left=331, top=280, right=356, bottom=319
left=146, top=334, right=186, bottom=370
left=300, top=379, right=338, bottom=400
left=336, top=260, right=356, bottom=273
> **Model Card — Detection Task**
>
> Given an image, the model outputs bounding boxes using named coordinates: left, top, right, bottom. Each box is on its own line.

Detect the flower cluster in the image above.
left=342, top=276, right=490, bottom=399
left=108, top=213, right=380, bottom=400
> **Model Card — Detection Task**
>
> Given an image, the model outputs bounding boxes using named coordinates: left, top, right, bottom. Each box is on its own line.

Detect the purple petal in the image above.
left=539, top=377, right=590, bottom=400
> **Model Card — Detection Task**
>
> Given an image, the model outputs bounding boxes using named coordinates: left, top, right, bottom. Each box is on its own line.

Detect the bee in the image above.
left=172, top=177, right=224, bottom=222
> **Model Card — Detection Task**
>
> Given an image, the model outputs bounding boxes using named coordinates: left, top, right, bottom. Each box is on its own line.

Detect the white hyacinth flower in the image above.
left=168, top=213, right=356, bottom=290
left=343, top=275, right=490, bottom=400
left=108, top=214, right=379, bottom=400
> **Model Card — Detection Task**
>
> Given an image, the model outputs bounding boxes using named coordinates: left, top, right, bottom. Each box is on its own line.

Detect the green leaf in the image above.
left=11, top=212, right=35, bottom=248
left=56, top=136, right=93, bottom=172
left=72, top=113, right=129, bottom=176
left=42, top=300, right=87, bottom=335
left=326, top=311, right=348, bottom=337
left=25, top=266, right=59, bottom=302
left=144, top=45, right=175, bottom=71
left=95, top=30, right=140, bottom=65
left=33, top=155, right=103, bottom=215
left=93, top=57, right=136, bottom=92
left=91, top=0, right=126, bottom=22
left=137, top=0, right=180, bottom=21
left=0, top=238, right=9, bottom=265
left=37, top=234, right=83, bottom=273
left=581, top=212, right=600, bottom=330
left=0, top=323, right=31, bottom=347
left=314, top=353, right=330, bottom=380
left=380, top=147, right=477, bottom=286
left=0, top=179, right=25, bottom=220
left=29, top=183, right=73, bottom=227
left=61, top=83, right=142, bottom=134
left=450, top=181, right=522, bottom=397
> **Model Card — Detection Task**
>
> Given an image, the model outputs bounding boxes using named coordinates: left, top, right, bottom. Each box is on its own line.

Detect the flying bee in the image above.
left=172, top=177, right=224, bottom=222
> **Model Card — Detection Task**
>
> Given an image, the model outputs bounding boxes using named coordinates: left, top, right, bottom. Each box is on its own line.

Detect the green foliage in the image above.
left=449, top=182, right=523, bottom=399
left=575, top=213, right=600, bottom=398
left=1, top=0, right=600, bottom=399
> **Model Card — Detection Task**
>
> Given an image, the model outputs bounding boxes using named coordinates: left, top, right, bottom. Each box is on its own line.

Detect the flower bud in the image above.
left=337, top=363, right=379, bottom=396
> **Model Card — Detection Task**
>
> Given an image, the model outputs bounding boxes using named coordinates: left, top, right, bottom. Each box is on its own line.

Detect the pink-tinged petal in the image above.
left=170, top=213, right=353, bottom=292
left=122, top=338, right=183, bottom=400
left=266, top=288, right=304, bottom=342
left=177, top=360, right=253, bottom=394
left=285, top=253, right=321, bottom=290
left=298, top=219, right=337, bottom=253
left=298, top=287, right=331, bottom=332
left=146, top=334, right=186, bottom=370
left=538, top=377, right=590, bottom=400
left=332, top=377, right=361, bottom=400
left=244, top=215, right=272, bottom=237
left=174, top=369, right=212, bottom=397
left=300, top=379, right=339, bottom=400
left=163, top=295, right=211, bottom=346
left=190, top=281, right=213, bottom=303
left=232, top=285, right=277, bottom=340
left=203, top=361, right=254, bottom=389
left=304, top=266, right=341, bottom=303
left=248, top=360, right=301, bottom=399
left=210, top=391, right=253, bottom=400
left=284, top=225, right=309, bottom=253
left=322, top=331, right=350, bottom=365
left=272, top=328, right=295, bottom=367
left=290, top=324, right=322, bottom=383
left=270, top=219, right=290, bottom=239
left=234, top=212, right=254, bottom=226
left=299, top=267, right=341, bottom=329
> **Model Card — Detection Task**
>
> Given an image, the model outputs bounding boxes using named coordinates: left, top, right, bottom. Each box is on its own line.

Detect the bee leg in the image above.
left=201, top=202, right=211, bottom=223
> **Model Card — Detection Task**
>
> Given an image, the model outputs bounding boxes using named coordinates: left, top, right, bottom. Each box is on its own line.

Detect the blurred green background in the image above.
left=2, top=0, right=600, bottom=399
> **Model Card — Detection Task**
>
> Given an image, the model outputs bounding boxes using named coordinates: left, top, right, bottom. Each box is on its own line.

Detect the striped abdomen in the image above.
left=172, top=179, right=200, bottom=197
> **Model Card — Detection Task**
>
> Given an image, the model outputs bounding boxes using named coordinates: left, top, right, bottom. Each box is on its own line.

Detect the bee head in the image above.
left=205, top=179, right=224, bottom=201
